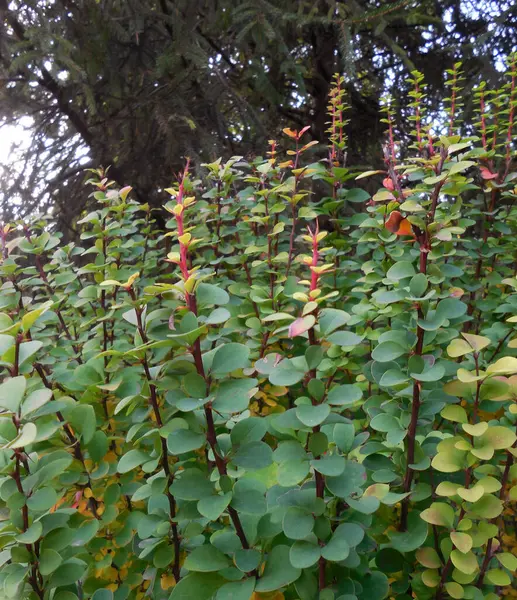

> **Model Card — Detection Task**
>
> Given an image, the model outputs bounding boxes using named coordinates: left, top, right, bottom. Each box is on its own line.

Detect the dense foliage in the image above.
left=0, top=61, right=516, bottom=600
left=2, top=0, right=517, bottom=227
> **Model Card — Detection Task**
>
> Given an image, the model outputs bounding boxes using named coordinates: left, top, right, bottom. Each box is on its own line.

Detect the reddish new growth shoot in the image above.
left=165, top=159, right=196, bottom=310
left=309, top=222, right=321, bottom=292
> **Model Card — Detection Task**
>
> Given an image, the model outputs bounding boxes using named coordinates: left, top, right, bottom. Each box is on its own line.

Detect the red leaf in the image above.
left=480, top=167, right=497, bottom=180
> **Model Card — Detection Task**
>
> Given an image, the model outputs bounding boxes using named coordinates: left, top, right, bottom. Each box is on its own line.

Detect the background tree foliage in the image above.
left=0, top=0, right=516, bottom=233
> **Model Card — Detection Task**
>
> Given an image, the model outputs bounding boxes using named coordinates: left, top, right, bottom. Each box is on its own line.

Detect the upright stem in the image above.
left=188, top=301, right=251, bottom=553
left=302, top=224, right=327, bottom=590
left=167, top=160, right=252, bottom=558
left=400, top=152, right=445, bottom=531
left=10, top=337, right=45, bottom=599
left=128, top=287, right=181, bottom=583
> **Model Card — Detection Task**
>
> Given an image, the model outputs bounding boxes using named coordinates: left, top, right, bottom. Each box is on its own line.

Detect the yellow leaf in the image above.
left=456, top=485, right=484, bottom=503
left=461, top=332, right=491, bottom=352
left=178, top=233, right=192, bottom=246
left=100, top=279, right=122, bottom=287
left=167, top=252, right=180, bottom=263
left=487, top=356, right=517, bottom=375
left=462, top=422, right=488, bottom=436
left=161, top=574, right=176, bottom=590
left=126, top=272, right=140, bottom=288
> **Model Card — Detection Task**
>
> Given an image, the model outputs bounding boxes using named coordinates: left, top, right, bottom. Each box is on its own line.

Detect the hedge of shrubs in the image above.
left=0, top=62, right=516, bottom=600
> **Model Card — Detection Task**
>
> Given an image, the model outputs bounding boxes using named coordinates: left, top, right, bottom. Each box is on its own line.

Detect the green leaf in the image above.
left=444, top=582, right=464, bottom=599
left=358, top=571, right=389, bottom=599
left=213, top=378, right=257, bottom=414
left=327, top=331, right=363, bottom=346
left=448, top=160, right=475, bottom=175
left=379, top=369, right=409, bottom=386
left=39, top=549, right=63, bottom=576
left=197, top=493, right=232, bottom=521
left=436, top=298, right=467, bottom=320
left=496, top=552, right=517, bottom=571
left=205, top=308, right=231, bottom=325
left=5, top=422, right=37, bottom=449
left=91, top=592, right=113, bottom=600
left=386, top=261, right=416, bottom=280
left=232, top=441, right=273, bottom=470
left=212, top=343, right=250, bottom=375
left=117, top=450, right=151, bottom=473
left=71, top=519, right=100, bottom=546
left=326, top=460, right=366, bottom=498
left=283, top=507, right=314, bottom=540
left=389, top=512, right=428, bottom=552
left=431, top=450, right=465, bottom=473
left=372, top=342, right=406, bottom=362
left=375, top=548, right=405, bottom=573
left=420, top=502, right=455, bottom=528
left=196, top=283, right=230, bottom=306
left=345, top=188, right=370, bottom=203
left=168, top=429, right=205, bottom=454
left=170, top=469, right=213, bottom=501
left=450, top=549, right=478, bottom=575
left=440, top=405, right=467, bottom=423
left=68, top=404, right=96, bottom=443
left=277, top=460, right=310, bottom=486
left=409, top=273, right=428, bottom=297
left=469, top=494, right=503, bottom=519
left=0, top=376, right=26, bottom=413
left=27, top=487, right=58, bottom=512
left=16, top=521, right=43, bottom=544
left=332, top=423, right=355, bottom=453
left=21, top=388, right=52, bottom=417
left=230, top=418, right=267, bottom=445
left=305, top=346, right=324, bottom=370
left=269, top=358, right=306, bottom=386
left=486, top=569, right=511, bottom=586
left=255, top=545, right=301, bottom=593
left=411, top=364, right=445, bottom=382
left=311, top=454, right=345, bottom=476
left=450, top=532, right=472, bottom=553
left=184, top=545, right=230, bottom=572
left=49, top=558, right=88, bottom=587
left=326, top=384, right=362, bottom=406
left=216, top=578, right=256, bottom=600
left=321, top=527, right=350, bottom=562
left=318, top=308, right=350, bottom=335
left=170, top=573, right=226, bottom=600
left=16, top=341, right=43, bottom=366
left=289, top=541, right=321, bottom=568
left=295, top=404, right=330, bottom=427
left=234, top=550, right=260, bottom=573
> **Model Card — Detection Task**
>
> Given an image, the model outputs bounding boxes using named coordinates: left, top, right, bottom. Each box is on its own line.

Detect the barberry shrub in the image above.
left=0, top=59, right=516, bottom=600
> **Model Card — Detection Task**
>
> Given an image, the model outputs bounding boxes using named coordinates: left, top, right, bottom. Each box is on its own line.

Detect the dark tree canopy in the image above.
left=0, top=0, right=516, bottom=234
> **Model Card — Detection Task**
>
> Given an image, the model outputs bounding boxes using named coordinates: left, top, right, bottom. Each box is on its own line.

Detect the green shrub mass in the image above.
left=0, top=62, right=516, bottom=600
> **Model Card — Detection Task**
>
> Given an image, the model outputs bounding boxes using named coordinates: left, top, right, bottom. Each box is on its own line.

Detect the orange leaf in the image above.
left=396, top=218, right=413, bottom=236
left=385, top=211, right=414, bottom=236
left=382, top=177, right=395, bottom=191
left=282, top=128, right=297, bottom=139
left=385, top=210, right=404, bottom=233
